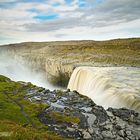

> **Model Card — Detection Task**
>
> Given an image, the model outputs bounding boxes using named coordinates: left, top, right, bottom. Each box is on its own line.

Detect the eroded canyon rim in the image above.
left=0, top=38, right=140, bottom=111
left=0, top=38, right=140, bottom=86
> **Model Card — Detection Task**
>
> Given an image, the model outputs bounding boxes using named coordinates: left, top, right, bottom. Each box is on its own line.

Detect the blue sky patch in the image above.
left=34, top=14, right=59, bottom=21
left=78, top=0, right=86, bottom=8
left=65, top=0, right=73, bottom=5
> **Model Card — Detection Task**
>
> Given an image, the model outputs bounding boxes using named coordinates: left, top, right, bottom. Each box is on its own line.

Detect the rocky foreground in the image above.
left=30, top=90, right=140, bottom=140
left=0, top=75, right=140, bottom=140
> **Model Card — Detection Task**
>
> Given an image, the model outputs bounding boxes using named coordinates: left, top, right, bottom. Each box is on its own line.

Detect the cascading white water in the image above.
left=68, top=67, right=140, bottom=112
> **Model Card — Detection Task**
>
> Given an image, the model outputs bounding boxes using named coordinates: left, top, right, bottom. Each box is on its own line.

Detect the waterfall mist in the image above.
left=68, top=67, right=140, bottom=112
left=0, top=53, right=54, bottom=90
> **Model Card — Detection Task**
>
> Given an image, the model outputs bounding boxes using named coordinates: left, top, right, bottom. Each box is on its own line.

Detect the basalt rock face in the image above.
left=45, top=58, right=73, bottom=86
left=29, top=88, right=140, bottom=140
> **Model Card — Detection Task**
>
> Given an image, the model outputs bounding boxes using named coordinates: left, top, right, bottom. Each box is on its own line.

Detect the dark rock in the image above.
left=43, top=89, right=50, bottom=94
left=26, top=88, right=140, bottom=140
left=92, top=105, right=109, bottom=124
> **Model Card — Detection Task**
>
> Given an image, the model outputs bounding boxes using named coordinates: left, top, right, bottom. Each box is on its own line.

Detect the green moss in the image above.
left=50, top=99, right=57, bottom=103
left=0, top=75, right=11, bottom=82
left=27, top=82, right=34, bottom=88
left=38, top=87, right=45, bottom=92
left=48, top=111, right=80, bottom=124
left=0, top=75, right=66, bottom=140
left=56, top=90, right=65, bottom=96
left=0, top=120, right=64, bottom=140
left=20, top=99, right=50, bottom=126
left=0, top=87, right=28, bottom=124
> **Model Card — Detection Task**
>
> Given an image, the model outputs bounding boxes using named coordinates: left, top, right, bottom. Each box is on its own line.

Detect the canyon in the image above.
left=0, top=38, right=140, bottom=86
left=0, top=38, right=140, bottom=139
left=0, top=38, right=140, bottom=111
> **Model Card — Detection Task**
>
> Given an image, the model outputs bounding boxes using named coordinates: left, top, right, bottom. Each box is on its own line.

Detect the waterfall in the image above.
left=68, top=67, right=140, bottom=112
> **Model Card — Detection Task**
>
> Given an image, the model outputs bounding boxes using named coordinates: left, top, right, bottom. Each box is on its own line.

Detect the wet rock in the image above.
left=66, top=127, right=75, bottom=132
left=118, top=130, right=125, bottom=137
left=107, top=107, right=139, bottom=122
left=88, top=128, right=94, bottom=134
left=82, top=130, right=92, bottom=140
left=43, top=89, right=50, bottom=94
left=25, top=88, right=140, bottom=140
left=92, top=105, right=109, bottom=124
left=101, top=131, right=116, bottom=139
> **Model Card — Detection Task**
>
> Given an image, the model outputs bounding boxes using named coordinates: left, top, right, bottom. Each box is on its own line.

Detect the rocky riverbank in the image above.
left=29, top=89, right=140, bottom=140
left=0, top=75, right=139, bottom=140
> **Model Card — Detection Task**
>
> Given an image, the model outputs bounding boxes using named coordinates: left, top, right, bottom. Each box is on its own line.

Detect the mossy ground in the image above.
left=46, top=111, right=80, bottom=124
left=0, top=75, right=65, bottom=140
left=0, top=120, right=64, bottom=140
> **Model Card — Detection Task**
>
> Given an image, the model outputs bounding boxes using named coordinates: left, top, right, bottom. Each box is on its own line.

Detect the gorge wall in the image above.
left=0, top=38, right=140, bottom=87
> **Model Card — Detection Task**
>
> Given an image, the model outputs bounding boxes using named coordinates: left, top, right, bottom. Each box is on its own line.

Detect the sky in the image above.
left=0, top=0, right=140, bottom=45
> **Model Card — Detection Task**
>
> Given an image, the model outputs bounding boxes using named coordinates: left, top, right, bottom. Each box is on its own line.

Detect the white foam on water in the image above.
left=68, top=67, right=140, bottom=112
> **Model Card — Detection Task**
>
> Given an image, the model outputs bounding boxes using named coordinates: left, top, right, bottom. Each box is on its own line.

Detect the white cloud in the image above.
left=0, top=0, right=140, bottom=44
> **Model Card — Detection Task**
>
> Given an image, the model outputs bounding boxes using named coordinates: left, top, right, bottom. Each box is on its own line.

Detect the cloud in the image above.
left=0, top=0, right=140, bottom=44
left=24, top=0, right=140, bottom=32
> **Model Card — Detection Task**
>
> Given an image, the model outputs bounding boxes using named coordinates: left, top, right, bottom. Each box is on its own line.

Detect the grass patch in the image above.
left=47, top=111, right=80, bottom=124
left=0, top=120, right=64, bottom=140
left=0, top=75, right=65, bottom=140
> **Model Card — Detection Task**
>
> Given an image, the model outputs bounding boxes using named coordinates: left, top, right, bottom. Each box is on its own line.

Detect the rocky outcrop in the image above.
left=28, top=88, right=140, bottom=140
left=45, top=58, right=74, bottom=86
